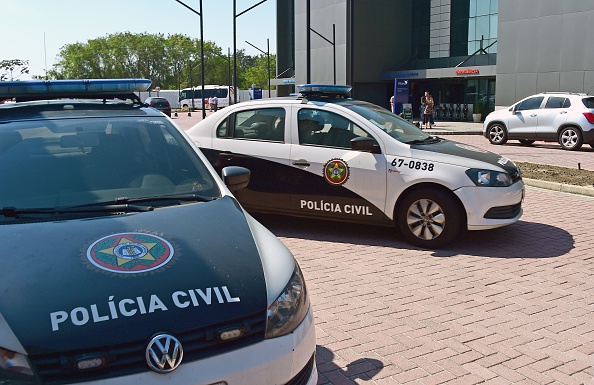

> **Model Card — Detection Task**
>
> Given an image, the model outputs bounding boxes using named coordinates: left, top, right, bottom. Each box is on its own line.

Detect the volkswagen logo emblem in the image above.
left=145, top=334, right=184, bottom=373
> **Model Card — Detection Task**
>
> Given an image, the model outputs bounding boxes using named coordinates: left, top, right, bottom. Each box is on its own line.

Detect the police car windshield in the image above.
left=0, top=116, right=221, bottom=210
left=341, top=101, right=431, bottom=143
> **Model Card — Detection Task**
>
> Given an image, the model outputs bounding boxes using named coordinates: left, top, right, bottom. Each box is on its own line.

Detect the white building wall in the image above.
left=294, top=0, right=348, bottom=85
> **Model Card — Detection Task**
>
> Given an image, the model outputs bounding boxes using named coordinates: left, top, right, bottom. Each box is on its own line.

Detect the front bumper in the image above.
left=455, top=181, right=525, bottom=231
left=78, top=307, right=317, bottom=385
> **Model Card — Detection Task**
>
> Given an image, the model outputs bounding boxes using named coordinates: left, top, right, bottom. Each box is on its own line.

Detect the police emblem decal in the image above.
left=324, top=158, right=350, bottom=186
left=146, top=334, right=184, bottom=373
left=87, top=232, right=174, bottom=274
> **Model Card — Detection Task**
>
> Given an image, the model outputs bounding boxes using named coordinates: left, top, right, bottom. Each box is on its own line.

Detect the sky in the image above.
left=1, top=0, right=277, bottom=80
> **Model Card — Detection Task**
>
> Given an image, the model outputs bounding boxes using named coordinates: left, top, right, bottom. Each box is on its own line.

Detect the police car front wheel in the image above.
left=397, top=189, right=461, bottom=248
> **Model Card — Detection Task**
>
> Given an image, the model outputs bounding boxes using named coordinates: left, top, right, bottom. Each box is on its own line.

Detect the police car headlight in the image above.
left=265, top=264, right=310, bottom=338
left=0, top=347, right=35, bottom=383
left=465, top=169, right=512, bottom=187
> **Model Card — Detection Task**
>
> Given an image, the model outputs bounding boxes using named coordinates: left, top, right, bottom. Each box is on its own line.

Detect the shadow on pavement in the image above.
left=254, top=214, right=574, bottom=259
left=500, top=142, right=594, bottom=153
left=316, top=345, right=384, bottom=383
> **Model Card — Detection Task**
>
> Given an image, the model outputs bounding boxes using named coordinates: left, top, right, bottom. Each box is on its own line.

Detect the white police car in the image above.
left=189, top=84, right=525, bottom=248
left=0, top=79, right=317, bottom=385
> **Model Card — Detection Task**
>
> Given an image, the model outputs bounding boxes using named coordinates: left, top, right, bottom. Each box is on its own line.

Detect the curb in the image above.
left=523, top=178, right=594, bottom=197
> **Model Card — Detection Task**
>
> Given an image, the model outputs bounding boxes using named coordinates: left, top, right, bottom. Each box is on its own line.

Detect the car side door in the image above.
left=536, top=96, right=570, bottom=140
left=288, top=107, right=389, bottom=225
left=200, top=106, right=292, bottom=212
left=507, top=96, right=544, bottom=137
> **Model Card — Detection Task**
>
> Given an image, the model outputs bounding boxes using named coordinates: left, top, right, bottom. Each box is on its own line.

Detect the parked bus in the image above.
left=179, top=85, right=231, bottom=110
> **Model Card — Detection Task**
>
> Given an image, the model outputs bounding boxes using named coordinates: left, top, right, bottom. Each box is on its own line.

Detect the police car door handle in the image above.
left=292, top=159, right=310, bottom=167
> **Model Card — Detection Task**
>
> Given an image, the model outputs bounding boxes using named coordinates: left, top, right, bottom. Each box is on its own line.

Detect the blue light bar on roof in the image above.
left=0, top=79, right=152, bottom=98
left=296, top=84, right=352, bottom=95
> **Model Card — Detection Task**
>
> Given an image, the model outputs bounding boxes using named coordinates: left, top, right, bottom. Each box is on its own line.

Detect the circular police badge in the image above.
left=323, top=158, right=350, bottom=186
left=87, top=233, right=174, bottom=274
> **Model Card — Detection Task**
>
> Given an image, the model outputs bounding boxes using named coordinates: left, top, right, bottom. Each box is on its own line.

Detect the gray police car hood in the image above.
left=409, top=137, right=519, bottom=173
left=0, top=196, right=268, bottom=355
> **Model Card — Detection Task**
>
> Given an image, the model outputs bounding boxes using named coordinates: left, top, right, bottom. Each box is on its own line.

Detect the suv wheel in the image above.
left=558, top=127, right=583, bottom=150
left=397, top=189, right=461, bottom=249
left=487, top=123, right=508, bottom=145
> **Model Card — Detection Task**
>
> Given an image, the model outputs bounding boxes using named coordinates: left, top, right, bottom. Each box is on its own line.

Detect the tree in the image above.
left=46, top=33, right=276, bottom=91
left=243, top=53, right=277, bottom=91
left=0, top=59, right=30, bottom=81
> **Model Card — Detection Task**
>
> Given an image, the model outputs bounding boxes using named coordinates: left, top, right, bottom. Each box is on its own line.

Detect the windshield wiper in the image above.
left=0, top=204, right=153, bottom=218
left=111, top=193, right=217, bottom=205
left=0, top=194, right=217, bottom=218
left=405, top=136, right=442, bottom=145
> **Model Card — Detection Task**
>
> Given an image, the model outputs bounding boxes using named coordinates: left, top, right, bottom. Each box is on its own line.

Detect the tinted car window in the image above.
left=0, top=116, right=220, bottom=210
left=298, top=108, right=370, bottom=148
left=233, top=108, right=285, bottom=141
left=545, top=97, right=570, bottom=108
left=582, top=97, right=594, bottom=108
left=517, top=96, right=544, bottom=111
left=149, top=98, right=169, bottom=107
left=216, top=118, right=229, bottom=137
left=342, top=100, right=430, bottom=143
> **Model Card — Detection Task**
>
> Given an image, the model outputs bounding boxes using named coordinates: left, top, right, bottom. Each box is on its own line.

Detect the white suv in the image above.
left=483, top=92, right=594, bottom=150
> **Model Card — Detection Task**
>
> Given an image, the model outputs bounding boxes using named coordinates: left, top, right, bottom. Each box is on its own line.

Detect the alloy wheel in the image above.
left=406, top=198, right=445, bottom=240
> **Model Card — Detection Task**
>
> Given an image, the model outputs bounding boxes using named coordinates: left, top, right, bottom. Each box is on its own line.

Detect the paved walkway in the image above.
left=257, top=184, right=594, bottom=385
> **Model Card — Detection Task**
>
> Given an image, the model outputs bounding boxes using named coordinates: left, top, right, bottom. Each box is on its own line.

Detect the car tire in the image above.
left=487, top=123, right=508, bottom=145
left=518, top=139, right=535, bottom=146
left=396, top=189, right=461, bottom=249
left=558, top=126, right=583, bottom=150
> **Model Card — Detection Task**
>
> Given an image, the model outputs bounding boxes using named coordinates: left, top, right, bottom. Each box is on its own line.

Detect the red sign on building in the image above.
left=455, top=69, right=480, bottom=75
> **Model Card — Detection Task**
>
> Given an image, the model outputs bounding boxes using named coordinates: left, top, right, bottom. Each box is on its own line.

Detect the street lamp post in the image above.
left=228, top=47, right=232, bottom=106
left=174, top=0, right=206, bottom=119
left=245, top=39, right=271, bottom=98
left=233, top=0, right=269, bottom=104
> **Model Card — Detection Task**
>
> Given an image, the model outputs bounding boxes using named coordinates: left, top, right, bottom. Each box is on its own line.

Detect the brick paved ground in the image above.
left=255, top=186, right=594, bottom=384
left=177, top=111, right=594, bottom=384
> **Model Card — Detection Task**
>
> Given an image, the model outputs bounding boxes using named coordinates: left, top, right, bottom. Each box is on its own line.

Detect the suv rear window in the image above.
left=582, top=97, right=594, bottom=108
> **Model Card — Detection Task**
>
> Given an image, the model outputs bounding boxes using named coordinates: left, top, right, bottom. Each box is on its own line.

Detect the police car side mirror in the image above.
left=221, top=166, right=251, bottom=192
left=350, top=137, right=381, bottom=154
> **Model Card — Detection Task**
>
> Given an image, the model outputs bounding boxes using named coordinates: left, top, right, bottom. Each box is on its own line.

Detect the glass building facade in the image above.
left=413, top=0, right=498, bottom=59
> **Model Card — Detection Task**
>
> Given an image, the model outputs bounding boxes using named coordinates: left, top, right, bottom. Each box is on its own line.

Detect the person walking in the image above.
left=427, top=92, right=435, bottom=128
left=422, top=92, right=435, bottom=129
left=212, top=95, right=218, bottom=112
